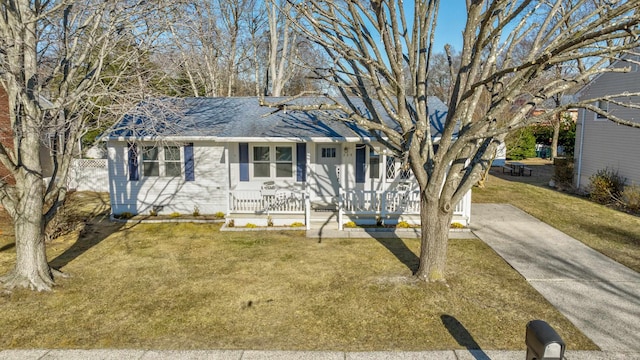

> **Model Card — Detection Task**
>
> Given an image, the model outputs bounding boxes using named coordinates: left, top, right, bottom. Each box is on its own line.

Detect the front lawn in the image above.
left=0, top=192, right=595, bottom=350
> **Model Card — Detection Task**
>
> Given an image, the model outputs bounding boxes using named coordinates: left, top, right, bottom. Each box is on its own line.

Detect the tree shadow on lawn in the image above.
left=49, top=218, right=125, bottom=271
left=441, top=314, right=490, bottom=360
left=365, top=231, right=420, bottom=274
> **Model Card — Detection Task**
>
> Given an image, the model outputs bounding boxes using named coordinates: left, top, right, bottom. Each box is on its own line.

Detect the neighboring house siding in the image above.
left=108, top=140, right=229, bottom=215
left=575, top=56, right=640, bottom=189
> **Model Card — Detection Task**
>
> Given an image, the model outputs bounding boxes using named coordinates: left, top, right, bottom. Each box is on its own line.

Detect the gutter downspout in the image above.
left=576, top=109, right=586, bottom=189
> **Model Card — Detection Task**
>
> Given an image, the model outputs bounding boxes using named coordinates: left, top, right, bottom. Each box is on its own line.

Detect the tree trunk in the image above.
left=415, top=192, right=453, bottom=282
left=1, top=174, right=54, bottom=291
left=551, top=113, right=561, bottom=160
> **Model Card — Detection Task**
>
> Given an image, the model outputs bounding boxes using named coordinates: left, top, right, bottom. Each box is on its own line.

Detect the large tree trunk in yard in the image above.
left=415, top=193, right=454, bottom=282
left=0, top=174, right=54, bottom=291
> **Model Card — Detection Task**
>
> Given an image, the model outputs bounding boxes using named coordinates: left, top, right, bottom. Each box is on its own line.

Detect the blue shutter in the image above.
left=239, top=143, right=249, bottom=181
left=296, top=143, right=306, bottom=182
left=128, top=143, right=139, bottom=181
left=355, top=145, right=366, bottom=183
left=184, top=143, right=195, bottom=181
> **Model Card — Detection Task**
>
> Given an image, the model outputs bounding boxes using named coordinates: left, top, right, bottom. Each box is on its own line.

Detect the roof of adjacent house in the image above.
left=105, top=96, right=450, bottom=141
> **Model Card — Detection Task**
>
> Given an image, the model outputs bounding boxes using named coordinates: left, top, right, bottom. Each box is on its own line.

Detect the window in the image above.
left=276, top=146, right=293, bottom=177
left=369, top=149, right=380, bottom=179
left=143, top=146, right=160, bottom=176
left=386, top=156, right=412, bottom=180
left=321, top=147, right=336, bottom=158
left=595, top=100, right=608, bottom=119
left=142, top=146, right=182, bottom=177
left=253, top=146, right=270, bottom=178
left=164, top=146, right=181, bottom=177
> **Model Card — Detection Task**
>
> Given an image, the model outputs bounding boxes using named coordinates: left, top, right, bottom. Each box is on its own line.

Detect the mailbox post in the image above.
left=525, top=320, right=565, bottom=360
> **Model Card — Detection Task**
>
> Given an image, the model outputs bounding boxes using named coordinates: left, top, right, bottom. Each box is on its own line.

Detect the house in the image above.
left=0, top=87, right=57, bottom=184
left=574, top=53, right=640, bottom=190
left=104, top=97, right=472, bottom=229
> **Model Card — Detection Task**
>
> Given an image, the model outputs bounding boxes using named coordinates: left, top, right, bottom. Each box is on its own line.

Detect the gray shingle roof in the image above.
left=106, top=96, right=449, bottom=141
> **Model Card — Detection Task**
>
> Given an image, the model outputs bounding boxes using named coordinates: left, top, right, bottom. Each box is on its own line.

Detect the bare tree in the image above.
left=0, top=0, right=168, bottom=291
left=265, top=0, right=302, bottom=96
left=265, top=0, right=640, bottom=282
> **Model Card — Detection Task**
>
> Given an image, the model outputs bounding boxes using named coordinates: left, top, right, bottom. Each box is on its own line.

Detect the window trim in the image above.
left=140, top=145, right=183, bottom=178
left=252, top=145, right=271, bottom=178
left=250, top=144, right=296, bottom=180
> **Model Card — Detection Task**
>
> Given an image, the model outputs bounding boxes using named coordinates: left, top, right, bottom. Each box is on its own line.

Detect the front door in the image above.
left=314, top=145, right=341, bottom=204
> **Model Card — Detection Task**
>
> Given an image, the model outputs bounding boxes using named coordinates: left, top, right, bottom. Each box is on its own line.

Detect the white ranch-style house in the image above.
left=105, top=97, right=471, bottom=229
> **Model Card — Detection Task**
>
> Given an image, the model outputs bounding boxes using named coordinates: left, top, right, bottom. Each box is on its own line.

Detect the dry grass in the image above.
left=475, top=161, right=640, bottom=272
left=0, top=192, right=595, bottom=351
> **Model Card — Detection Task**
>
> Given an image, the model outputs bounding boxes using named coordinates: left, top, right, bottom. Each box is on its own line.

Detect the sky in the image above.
left=433, top=0, right=467, bottom=52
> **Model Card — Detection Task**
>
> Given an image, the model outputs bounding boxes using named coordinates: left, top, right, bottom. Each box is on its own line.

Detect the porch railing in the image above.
left=342, top=190, right=421, bottom=214
left=342, top=190, right=467, bottom=216
left=229, top=190, right=305, bottom=213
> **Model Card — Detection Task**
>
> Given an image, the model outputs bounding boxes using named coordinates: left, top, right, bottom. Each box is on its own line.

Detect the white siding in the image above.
left=575, top=55, right=640, bottom=189
left=108, top=140, right=229, bottom=216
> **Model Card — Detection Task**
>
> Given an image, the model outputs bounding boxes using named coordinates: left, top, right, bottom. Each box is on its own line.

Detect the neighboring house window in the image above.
left=595, top=100, right=608, bottom=120
left=253, top=146, right=270, bottom=178
left=142, top=145, right=182, bottom=177
left=276, top=146, right=293, bottom=177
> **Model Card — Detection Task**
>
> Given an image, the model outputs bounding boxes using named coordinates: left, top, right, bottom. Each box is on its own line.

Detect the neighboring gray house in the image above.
left=574, top=53, right=640, bottom=190
left=104, top=97, right=471, bottom=229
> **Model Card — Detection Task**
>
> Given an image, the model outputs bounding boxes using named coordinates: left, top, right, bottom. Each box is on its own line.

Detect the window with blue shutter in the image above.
left=128, top=143, right=139, bottom=181
left=355, top=145, right=366, bottom=183
left=184, top=143, right=195, bottom=181
left=296, top=143, right=306, bottom=182
left=239, top=143, right=249, bottom=181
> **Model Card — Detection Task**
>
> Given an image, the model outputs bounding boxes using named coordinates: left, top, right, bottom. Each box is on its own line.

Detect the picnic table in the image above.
left=502, top=162, right=533, bottom=176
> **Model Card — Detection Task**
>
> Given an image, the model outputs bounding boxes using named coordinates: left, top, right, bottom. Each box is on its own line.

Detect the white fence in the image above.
left=68, top=159, right=108, bottom=192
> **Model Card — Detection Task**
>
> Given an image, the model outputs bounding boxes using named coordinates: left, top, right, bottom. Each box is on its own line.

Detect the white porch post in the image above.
left=464, top=190, right=472, bottom=224
left=338, top=187, right=343, bottom=231
left=305, top=190, right=311, bottom=230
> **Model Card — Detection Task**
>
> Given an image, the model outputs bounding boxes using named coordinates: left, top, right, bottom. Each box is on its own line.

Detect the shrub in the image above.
left=344, top=221, right=357, bottom=228
left=192, top=206, right=200, bottom=217
left=588, top=168, right=626, bottom=204
left=396, top=221, right=411, bottom=228
left=149, top=209, right=158, bottom=216
left=214, top=211, right=225, bottom=219
left=267, top=216, right=274, bottom=227
left=450, top=222, right=465, bottom=229
left=245, top=223, right=257, bottom=228
left=621, top=185, right=640, bottom=213
left=506, top=127, right=537, bottom=160
left=553, top=158, right=574, bottom=185
left=169, top=212, right=181, bottom=218
left=227, top=219, right=235, bottom=227
left=115, top=212, right=134, bottom=220
left=290, top=222, right=305, bottom=227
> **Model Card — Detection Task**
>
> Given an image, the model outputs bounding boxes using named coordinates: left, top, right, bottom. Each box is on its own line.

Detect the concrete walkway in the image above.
left=470, top=204, right=640, bottom=355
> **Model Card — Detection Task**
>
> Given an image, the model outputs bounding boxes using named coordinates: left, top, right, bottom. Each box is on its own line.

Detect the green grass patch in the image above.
left=0, top=194, right=595, bottom=350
